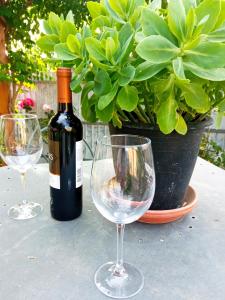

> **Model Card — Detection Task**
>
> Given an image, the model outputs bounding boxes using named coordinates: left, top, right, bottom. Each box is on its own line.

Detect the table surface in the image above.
left=0, top=158, right=225, bottom=300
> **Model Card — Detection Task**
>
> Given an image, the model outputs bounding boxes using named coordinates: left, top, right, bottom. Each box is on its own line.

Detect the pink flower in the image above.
left=18, top=101, right=24, bottom=109
left=24, top=98, right=35, bottom=107
left=17, top=98, right=35, bottom=112
left=43, top=104, right=52, bottom=112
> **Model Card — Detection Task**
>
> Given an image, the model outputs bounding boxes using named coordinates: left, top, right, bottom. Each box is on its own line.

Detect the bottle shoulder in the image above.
left=48, top=112, right=83, bottom=140
left=49, top=112, right=83, bottom=129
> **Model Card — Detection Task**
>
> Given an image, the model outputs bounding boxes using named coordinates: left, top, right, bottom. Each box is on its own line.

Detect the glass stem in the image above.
left=20, top=172, right=27, bottom=205
left=114, top=224, right=126, bottom=277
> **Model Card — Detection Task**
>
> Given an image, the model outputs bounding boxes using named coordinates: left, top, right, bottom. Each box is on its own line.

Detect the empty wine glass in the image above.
left=91, top=134, right=155, bottom=298
left=0, top=114, right=43, bottom=220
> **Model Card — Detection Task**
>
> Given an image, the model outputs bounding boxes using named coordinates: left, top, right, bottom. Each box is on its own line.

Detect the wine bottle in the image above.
left=48, top=67, right=83, bottom=221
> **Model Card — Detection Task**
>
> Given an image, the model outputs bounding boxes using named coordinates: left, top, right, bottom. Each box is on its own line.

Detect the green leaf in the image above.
left=48, top=12, right=62, bottom=35
left=168, top=0, right=186, bottom=41
left=117, top=86, right=139, bottom=112
left=40, top=20, right=52, bottom=34
left=118, top=23, right=133, bottom=48
left=36, top=35, right=59, bottom=52
left=128, top=0, right=136, bottom=12
left=106, top=37, right=117, bottom=61
left=91, top=16, right=111, bottom=31
left=89, top=57, right=116, bottom=71
left=215, top=2, right=225, bottom=28
left=195, top=0, right=221, bottom=34
left=98, top=83, right=118, bottom=110
left=136, top=35, right=179, bottom=63
left=66, top=11, right=74, bottom=24
left=149, top=0, right=162, bottom=10
left=101, top=29, right=119, bottom=45
left=96, top=100, right=114, bottom=122
left=135, top=32, right=146, bottom=43
left=183, top=36, right=201, bottom=51
left=185, top=8, right=197, bottom=39
left=181, top=83, right=210, bottom=113
left=184, top=62, right=225, bottom=81
left=157, top=92, right=178, bottom=134
left=60, top=14, right=64, bottom=21
left=126, top=0, right=142, bottom=18
left=153, top=75, right=175, bottom=96
left=85, top=37, right=106, bottom=61
left=82, top=25, right=92, bottom=39
left=116, top=35, right=133, bottom=64
left=172, top=57, right=186, bottom=81
left=141, top=8, right=177, bottom=44
left=191, top=15, right=210, bottom=39
left=218, top=99, right=225, bottom=112
left=215, top=111, right=224, bottom=129
left=185, top=42, right=225, bottom=68
left=129, top=5, right=142, bottom=28
left=67, top=34, right=81, bottom=55
left=81, top=82, right=97, bottom=123
left=70, top=67, right=87, bottom=92
left=118, top=65, right=136, bottom=86
left=103, top=0, right=126, bottom=24
left=87, top=1, right=106, bottom=19
left=60, top=21, right=77, bottom=43
left=207, top=24, right=225, bottom=42
left=115, top=23, right=134, bottom=64
left=54, top=43, right=77, bottom=60
left=134, top=61, right=166, bottom=81
left=94, top=70, right=112, bottom=97
left=183, top=0, right=197, bottom=13
left=175, top=114, right=188, bottom=135
left=107, top=0, right=127, bottom=18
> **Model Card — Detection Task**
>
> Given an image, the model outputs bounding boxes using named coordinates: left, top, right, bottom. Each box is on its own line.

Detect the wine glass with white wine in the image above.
left=0, top=114, right=43, bottom=220
left=91, top=134, right=155, bottom=298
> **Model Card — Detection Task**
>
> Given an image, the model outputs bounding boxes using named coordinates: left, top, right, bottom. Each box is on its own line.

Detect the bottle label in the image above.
left=76, top=140, right=83, bottom=188
left=49, top=139, right=83, bottom=189
left=49, top=140, right=60, bottom=189
left=49, top=173, right=60, bottom=189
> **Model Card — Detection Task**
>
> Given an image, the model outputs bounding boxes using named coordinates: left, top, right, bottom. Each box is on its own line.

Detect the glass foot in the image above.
left=95, top=262, right=144, bottom=299
left=8, top=202, right=43, bottom=220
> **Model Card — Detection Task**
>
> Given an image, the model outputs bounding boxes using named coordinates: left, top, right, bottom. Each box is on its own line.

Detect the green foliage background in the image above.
left=199, top=134, right=225, bottom=169
left=0, top=0, right=97, bottom=85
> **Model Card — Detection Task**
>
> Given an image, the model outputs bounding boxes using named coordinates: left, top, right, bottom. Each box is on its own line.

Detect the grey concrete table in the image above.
left=0, top=158, right=225, bottom=300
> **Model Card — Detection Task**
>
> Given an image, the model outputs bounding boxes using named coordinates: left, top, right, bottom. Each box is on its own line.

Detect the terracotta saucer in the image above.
left=138, top=186, right=197, bottom=224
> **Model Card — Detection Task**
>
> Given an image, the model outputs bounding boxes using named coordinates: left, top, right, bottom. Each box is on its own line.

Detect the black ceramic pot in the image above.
left=109, top=119, right=211, bottom=210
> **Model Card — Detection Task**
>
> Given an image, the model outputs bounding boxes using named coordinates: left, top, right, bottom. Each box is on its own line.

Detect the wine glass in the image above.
left=91, top=134, right=155, bottom=298
left=0, top=114, right=43, bottom=220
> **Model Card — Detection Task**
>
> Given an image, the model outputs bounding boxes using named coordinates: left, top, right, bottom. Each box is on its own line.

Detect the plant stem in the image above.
left=114, top=224, right=127, bottom=276
left=117, top=112, right=127, bottom=122
left=116, top=105, right=130, bottom=122
left=144, top=96, right=155, bottom=125
left=134, top=107, right=148, bottom=124
left=127, top=112, right=138, bottom=123
left=138, top=104, right=151, bottom=123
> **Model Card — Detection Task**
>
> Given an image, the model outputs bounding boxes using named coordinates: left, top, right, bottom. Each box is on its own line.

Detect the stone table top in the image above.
left=0, top=158, right=225, bottom=300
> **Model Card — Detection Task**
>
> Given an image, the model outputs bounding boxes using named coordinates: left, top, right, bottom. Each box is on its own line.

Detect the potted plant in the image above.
left=37, top=0, right=225, bottom=212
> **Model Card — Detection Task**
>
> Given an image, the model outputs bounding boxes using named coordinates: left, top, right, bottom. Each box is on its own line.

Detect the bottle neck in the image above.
left=57, top=67, right=72, bottom=112
left=58, top=102, right=73, bottom=113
